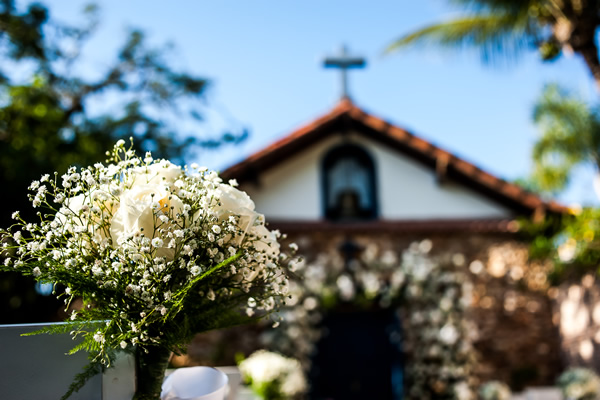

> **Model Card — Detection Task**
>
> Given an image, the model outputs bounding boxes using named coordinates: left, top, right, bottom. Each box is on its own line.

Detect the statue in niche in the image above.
left=337, top=189, right=361, bottom=219
left=323, top=144, right=377, bottom=221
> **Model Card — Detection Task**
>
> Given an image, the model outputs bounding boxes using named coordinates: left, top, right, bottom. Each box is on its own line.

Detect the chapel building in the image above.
left=220, top=96, right=574, bottom=398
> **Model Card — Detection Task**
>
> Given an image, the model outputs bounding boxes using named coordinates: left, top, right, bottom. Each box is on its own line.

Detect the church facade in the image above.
left=221, top=98, right=569, bottom=397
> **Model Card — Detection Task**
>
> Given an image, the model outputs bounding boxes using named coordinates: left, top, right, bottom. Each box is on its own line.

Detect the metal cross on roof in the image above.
left=323, top=45, right=366, bottom=100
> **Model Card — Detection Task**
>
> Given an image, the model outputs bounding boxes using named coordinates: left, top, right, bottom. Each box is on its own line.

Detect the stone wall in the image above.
left=284, top=230, right=563, bottom=390
left=181, top=230, right=565, bottom=392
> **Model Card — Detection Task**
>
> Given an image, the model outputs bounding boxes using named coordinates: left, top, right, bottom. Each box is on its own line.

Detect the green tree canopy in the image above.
left=0, top=0, right=246, bottom=323
left=531, top=84, right=600, bottom=194
left=522, top=85, right=600, bottom=280
left=0, top=0, right=246, bottom=226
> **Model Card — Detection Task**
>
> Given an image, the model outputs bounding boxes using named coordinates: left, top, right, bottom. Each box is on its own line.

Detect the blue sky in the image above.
left=31, top=1, right=598, bottom=205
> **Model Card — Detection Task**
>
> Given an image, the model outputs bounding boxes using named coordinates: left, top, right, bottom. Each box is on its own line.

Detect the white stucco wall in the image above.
left=240, top=132, right=512, bottom=220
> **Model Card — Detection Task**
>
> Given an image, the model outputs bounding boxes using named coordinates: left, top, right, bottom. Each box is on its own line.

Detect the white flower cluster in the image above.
left=557, top=368, right=600, bottom=400
left=2, top=140, right=290, bottom=358
left=238, top=350, right=307, bottom=398
left=478, top=381, right=512, bottom=400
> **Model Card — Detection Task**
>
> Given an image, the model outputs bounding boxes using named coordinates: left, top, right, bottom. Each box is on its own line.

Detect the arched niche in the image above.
left=321, top=143, right=378, bottom=221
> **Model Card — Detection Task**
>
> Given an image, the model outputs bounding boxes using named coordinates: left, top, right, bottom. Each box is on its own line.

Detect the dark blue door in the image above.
left=309, top=307, right=404, bottom=399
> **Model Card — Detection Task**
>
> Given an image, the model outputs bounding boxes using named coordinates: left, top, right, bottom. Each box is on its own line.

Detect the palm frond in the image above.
left=449, top=0, right=537, bottom=13
left=531, top=84, right=600, bottom=192
left=385, top=13, right=537, bottom=64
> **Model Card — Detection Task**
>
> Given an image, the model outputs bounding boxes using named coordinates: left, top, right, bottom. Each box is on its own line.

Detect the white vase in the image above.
left=161, top=366, right=228, bottom=400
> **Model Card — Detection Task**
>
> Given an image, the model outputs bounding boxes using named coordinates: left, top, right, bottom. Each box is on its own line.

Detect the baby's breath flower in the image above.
left=190, top=265, right=201, bottom=276
left=93, top=331, right=105, bottom=344
left=206, top=289, right=216, bottom=301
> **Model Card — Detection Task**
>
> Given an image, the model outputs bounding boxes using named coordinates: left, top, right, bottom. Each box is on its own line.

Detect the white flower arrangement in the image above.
left=479, top=381, right=511, bottom=400
left=238, top=350, right=307, bottom=400
left=557, top=368, right=600, bottom=400
left=0, top=140, right=292, bottom=399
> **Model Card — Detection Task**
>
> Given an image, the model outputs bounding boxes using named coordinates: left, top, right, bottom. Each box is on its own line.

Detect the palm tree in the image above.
left=528, top=85, right=600, bottom=276
left=531, top=84, right=600, bottom=194
left=386, top=0, right=600, bottom=88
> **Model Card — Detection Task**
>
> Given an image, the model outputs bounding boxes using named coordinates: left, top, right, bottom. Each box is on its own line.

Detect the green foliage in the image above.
left=523, top=208, right=600, bottom=283
left=516, top=84, right=600, bottom=284
left=0, top=0, right=48, bottom=66
left=60, top=356, right=104, bottom=400
left=19, top=320, right=114, bottom=400
left=531, top=84, right=600, bottom=193
left=253, top=380, right=285, bottom=400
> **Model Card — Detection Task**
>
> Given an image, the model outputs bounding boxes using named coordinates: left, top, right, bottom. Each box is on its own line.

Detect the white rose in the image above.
left=110, top=184, right=184, bottom=260
left=213, top=183, right=260, bottom=244
left=128, top=160, right=182, bottom=188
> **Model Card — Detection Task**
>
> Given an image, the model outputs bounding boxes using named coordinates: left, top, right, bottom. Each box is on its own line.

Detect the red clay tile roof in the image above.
left=222, top=98, right=566, bottom=217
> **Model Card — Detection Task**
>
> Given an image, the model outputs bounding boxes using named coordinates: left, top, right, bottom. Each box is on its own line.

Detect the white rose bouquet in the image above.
left=0, top=140, right=291, bottom=400
left=238, top=350, right=307, bottom=400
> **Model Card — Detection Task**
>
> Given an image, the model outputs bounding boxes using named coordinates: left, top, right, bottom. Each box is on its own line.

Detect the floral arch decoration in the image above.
left=262, top=239, right=478, bottom=400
